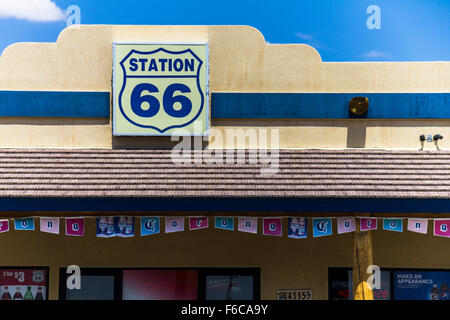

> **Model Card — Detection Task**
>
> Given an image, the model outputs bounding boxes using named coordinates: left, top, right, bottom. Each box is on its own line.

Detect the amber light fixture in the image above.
left=349, top=97, right=369, bottom=116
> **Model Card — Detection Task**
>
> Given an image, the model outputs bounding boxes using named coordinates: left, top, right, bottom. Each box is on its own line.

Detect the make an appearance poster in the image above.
left=394, top=271, right=450, bottom=300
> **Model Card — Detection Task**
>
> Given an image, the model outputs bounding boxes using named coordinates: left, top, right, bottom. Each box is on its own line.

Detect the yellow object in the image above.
left=354, top=282, right=374, bottom=300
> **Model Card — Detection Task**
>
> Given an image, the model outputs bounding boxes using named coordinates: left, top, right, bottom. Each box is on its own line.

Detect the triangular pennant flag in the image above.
left=165, top=217, right=184, bottom=233
left=14, top=218, right=35, bottom=231
left=0, top=219, right=9, bottom=233
left=288, top=217, right=307, bottom=239
left=215, top=217, right=234, bottom=231
left=141, top=217, right=160, bottom=236
left=263, top=218, right=282, bottom=236
left=434, top=219, right=450, bottom=238
left=407, top=218, right=428, bottom=234
left=40, top=217, right=60, bottom=234
left=337, top=217, right=356, bottom=234
left=189, top=217, right=208, bottom=230
left=383, top=218, right=403, bottom=232
left=360, top=218, right=377, bottom=231
left=313, top=218, right=332, bottom=237
left=65, top=218, right=85, bottom=236
left=238, top=217, right=257, bottom=234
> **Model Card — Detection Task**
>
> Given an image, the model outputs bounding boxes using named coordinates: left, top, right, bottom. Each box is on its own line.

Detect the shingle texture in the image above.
left=0, top=148, right=449, bottom=198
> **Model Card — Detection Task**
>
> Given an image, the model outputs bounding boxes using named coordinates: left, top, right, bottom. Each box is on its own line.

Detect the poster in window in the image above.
left=394, top=271, right=450, bottom=300
left=0, top=268, right=47, bottom=300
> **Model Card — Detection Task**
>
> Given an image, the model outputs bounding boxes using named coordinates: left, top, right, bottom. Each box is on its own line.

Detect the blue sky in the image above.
left=0, top=0, right=449, bottom=61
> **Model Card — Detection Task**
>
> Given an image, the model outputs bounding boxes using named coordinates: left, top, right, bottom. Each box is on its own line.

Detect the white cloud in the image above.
left=362, top=50, right=393, bottom=59
left=0, top=0, right=66, bottom=22
left=295, top=32, right=314, bottom=41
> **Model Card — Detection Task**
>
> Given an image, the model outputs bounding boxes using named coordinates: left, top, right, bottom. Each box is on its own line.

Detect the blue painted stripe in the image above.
left=211, top=93, right=450, bottom=119
left=0, top=197, right=450, bottom=214
left=0, top=91, right=110, bottom=117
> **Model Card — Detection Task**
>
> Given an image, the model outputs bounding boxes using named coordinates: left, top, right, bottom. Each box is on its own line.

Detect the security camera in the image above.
left=433, top=134, right=443, bottom=141
left=420, top=135, right=426, bottom=142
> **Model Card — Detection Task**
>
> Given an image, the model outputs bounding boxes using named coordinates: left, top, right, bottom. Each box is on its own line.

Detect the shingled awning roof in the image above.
left=0, top=148, right=449, bottom=199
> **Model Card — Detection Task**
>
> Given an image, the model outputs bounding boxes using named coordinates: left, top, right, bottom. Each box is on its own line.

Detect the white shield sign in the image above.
left=113, top=43, right=208, bottom=135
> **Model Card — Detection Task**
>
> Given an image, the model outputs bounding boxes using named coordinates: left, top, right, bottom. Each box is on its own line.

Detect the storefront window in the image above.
left=329, top=267, right=390, bottom=300
left=66, top=275, right=116, bottom=300
left=122, top=270, right=198, bottom=300
left=60, top=268, right=121, bottom=300
left=329, top=268, right=351, bottom=300
left=199, top=268, right=260, bottom=300
left=204, top=275, right=254, bottom=300
left=0, top=267, right=48, bottom=300
left=60, top=267, right=259, bottom=300
left=329, top=267, right=450, bottom=300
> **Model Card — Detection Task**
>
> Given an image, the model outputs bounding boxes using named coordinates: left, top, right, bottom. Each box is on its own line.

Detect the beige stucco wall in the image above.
left=0, top=217, right=448, bottom=300
left=0, top=25, right=449, bottom=149
left=0, top=26, right=448, bottom=301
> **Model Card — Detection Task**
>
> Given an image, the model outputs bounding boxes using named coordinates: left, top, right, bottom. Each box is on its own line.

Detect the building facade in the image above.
left=0, top=25, right=449, bottom=300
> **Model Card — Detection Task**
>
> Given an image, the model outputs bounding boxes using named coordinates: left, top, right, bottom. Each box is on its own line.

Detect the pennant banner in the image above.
left=360, top=218, right=377, bottom=231
left=337, top=217, right=356, bottom=234
left=288, top=217, right=307, bottom=239
left=263, top=218, right=282, bottom=236
left=165, top=217, right=184, bottom=233
left=313, top=218, right=332, bottom=237
left=189, top=217, right=208, bottom=230
left=116, top=217, right=135, bottom=238
left=0, top=215, right=445, bottom=238
left=238, top=217, right=257, bottom=234
left=14, top=218, right=35, bottom=231
left=97, top=217, right=116, bottom=238
left=141, top=217, right=160, bottom=236
left=97, top=216, right=134, bottom=238
left=0, top=219, right=9, bottom=233
left=407, top=218, right=428, bottom=234
left=434, top=219, right=450, bottom=238
left=383, top=218, right=403, bottom=232
left=40, top=217, right=60, bottom=234
left=65, top=218, right=85, bottom=236
left=215, top=217, right=234, bottom=231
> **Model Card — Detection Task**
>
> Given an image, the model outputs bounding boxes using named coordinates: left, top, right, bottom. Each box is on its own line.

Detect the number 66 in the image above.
left=130, top=83, right=192, bottom=118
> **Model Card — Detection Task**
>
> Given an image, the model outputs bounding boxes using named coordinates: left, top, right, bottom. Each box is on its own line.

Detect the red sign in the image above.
left=0, top=268, right=47, bottom=300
